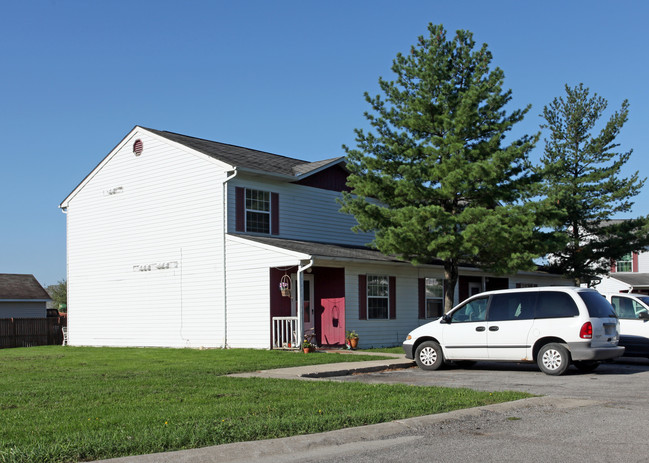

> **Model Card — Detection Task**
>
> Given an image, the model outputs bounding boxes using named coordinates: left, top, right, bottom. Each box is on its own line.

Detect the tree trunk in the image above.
left=443, top=261, right=459, bottom=313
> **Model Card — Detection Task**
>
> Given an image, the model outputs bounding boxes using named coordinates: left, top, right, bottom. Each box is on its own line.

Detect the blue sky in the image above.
left=2, top=1, right=648, bottom=287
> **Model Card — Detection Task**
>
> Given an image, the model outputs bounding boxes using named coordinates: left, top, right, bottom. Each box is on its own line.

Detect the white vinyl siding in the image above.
left=637, top=251, right=649, bottom=272
left=66, top=131, right=226, bottom=348
left=225, top=236, right=301, bottom=348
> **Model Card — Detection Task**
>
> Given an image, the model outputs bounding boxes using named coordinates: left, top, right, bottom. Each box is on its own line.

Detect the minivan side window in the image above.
left=450, top=297, right=488, bottom=323
left=536, top=292, right=579, bottom=318
left=489, top=292, right=537, bottom=321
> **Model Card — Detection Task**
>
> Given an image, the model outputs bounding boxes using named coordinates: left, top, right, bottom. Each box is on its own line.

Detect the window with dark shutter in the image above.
left=389, top=276, right=396, bottom=319
left=235, top=187, right=279, bottom=235
left=358, top=275, right=367, bottom=320
left=235, top=187, right=245, bottom=232
left=271, top=192, right=279, bottom=235
left=418, top=279, right=426, bottom=319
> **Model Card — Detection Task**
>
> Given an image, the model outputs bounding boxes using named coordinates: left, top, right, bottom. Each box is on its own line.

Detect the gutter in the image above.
left=222, top=169, right=238, bottom=348
left=296, top=259, right=314, bottom=346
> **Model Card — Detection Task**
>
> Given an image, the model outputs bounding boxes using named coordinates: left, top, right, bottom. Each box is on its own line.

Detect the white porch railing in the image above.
left=272, top=316, right=299, bottom=349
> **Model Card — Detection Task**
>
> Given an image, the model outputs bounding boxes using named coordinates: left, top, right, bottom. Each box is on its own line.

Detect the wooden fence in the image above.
left=0, top=317, right=67, bottom=349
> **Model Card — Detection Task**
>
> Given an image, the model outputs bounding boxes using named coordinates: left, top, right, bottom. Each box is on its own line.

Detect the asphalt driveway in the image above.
left=333, top=357, right=649, bottom=402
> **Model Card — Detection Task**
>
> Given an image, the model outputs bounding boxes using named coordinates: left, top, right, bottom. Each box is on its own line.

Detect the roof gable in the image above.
left=0, top=274, right=51, bottom=300
left=60, top=126, right=349, bottom=208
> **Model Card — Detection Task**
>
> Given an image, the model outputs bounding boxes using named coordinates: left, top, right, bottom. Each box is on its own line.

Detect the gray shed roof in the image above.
left=144, top=127, right=344, bottom=178
left=0, top=274, right=51, bottom=300
left=233, top=235, right=446, bottom=265
left=609, top=273, right=649, bottom=288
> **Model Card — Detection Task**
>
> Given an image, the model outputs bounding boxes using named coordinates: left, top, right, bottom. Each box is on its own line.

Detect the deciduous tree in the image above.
left=47, top=279, right=67, bottom=312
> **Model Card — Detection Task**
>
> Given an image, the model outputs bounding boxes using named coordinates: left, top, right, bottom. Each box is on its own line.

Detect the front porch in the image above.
left=269, top=266, right=346, bottom=349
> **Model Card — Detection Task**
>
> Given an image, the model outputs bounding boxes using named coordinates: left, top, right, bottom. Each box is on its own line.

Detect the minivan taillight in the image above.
left=580, top=322, right=593, bottom=339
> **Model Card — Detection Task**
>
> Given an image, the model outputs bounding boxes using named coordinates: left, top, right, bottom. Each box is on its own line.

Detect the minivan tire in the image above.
left=415, top=341, right=444, bottom=371
left=537, top=343, right=570, bottom=375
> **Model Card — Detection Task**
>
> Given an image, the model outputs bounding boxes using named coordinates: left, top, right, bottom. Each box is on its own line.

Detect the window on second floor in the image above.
left=616, top=253, right=633, bottom=272
left=245, top=189, right=270, bottom=234
left=235, top=187, right=279, bottom=235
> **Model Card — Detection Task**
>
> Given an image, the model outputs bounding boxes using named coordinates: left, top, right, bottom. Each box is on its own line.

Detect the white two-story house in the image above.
left=60, top=126, right=570, bottom=349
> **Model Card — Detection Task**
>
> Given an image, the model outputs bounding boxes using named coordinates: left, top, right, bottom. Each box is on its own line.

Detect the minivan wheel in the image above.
left=573, top=361, right=599, bottom=373
left=537, top=343, right=570, bottom=376
left=415, top=341, right=444, bottom=371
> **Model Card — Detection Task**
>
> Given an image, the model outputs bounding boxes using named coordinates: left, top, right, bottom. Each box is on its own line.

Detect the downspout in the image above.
left=297, top=259, right=314, bottom=346
left=222, top=169, right=238, bottom=348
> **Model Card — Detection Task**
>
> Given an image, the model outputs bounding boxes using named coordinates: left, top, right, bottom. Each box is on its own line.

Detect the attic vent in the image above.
left=133, top=139, right=143, bottom=156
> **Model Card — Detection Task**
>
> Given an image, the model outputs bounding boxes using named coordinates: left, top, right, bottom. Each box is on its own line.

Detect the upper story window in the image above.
left=367, top=275, right=389, bottom=319
left=425, top=278, right=444, bottom=318
left=235, top=187, right=278, bottom=235
left=617, top=253, right=633, bottom=272
left=245, top=189, right=270, bottom=234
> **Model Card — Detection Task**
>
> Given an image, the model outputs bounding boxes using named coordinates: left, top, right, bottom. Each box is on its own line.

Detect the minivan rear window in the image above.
left=578, top=292, right=617, bottom=318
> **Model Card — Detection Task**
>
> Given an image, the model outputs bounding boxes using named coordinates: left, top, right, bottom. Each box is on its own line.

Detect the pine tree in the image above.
left=341, top=24, right=546, bottom=312
left=539, top=83, right=649, bottom=286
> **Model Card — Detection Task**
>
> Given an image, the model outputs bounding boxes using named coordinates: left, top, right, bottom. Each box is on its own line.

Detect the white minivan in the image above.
left=602, top=292, right=649, bottom=358
left=403, top=287, right=624, bottom=375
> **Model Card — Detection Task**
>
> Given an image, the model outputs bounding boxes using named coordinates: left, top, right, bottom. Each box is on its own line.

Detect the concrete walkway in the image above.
left=228, top=350, right=414, bottom=380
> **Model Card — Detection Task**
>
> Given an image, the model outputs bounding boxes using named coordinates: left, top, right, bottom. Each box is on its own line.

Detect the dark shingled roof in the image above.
left=144, top=127, right=344, bottom=177
left=0, top=274, right=51, bottom=300
left=231, top=235, right=446, bottom=265
left=609, top=273, right=649, bottom=287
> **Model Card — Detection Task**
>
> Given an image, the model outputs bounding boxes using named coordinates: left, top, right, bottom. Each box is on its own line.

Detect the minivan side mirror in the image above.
left=639, top=311, right=649, bottom=321
left=441, top=313, right=451, bottom=324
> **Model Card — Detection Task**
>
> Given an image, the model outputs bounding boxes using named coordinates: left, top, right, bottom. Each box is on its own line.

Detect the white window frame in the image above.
left=245, top=188, right=271, bottom=234
left=617, top=253, right=633, bottom=272
left=367, top=275, right=389, bottom=320
left=425, top=278, right=444, bottom=319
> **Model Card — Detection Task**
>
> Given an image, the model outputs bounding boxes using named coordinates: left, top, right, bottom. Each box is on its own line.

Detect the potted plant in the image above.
left=346, top=330, right=359, bottom=349
left=302, top=338, right=315, bottom=353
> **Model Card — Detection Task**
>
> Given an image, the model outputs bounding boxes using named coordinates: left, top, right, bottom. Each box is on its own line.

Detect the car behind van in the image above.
left=602, top=292, right=649, bottom=358
left=403, top=287, right=624, bottom=375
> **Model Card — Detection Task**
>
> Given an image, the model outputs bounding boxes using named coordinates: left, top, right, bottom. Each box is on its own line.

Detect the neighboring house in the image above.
left=593, top=250, right=649, bottom=295
left=0, top=274, right=51, bottom=318
left=59, top=126, right=571, bottom=349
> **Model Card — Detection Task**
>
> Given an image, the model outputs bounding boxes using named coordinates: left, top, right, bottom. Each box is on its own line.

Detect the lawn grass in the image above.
left=0, top=346, right=531, bottom=463
left=362, top=346, right=404, bottom=354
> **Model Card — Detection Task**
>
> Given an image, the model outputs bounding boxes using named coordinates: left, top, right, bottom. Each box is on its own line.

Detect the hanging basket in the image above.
left=279, top=274, right=291, bottom=297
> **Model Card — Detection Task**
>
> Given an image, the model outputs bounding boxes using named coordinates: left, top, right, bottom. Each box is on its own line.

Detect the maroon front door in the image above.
left=313, top=267, right=346, bottom=346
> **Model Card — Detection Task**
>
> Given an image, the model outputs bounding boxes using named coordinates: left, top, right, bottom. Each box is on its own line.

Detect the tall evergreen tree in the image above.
left=539, top=83, right=649, bottom=286
left=341, top=24, right=547, bottom=312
